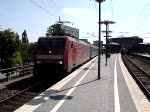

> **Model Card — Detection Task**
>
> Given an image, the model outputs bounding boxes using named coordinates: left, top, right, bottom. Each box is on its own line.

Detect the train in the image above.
left=33, top=36, right=98, bottom=78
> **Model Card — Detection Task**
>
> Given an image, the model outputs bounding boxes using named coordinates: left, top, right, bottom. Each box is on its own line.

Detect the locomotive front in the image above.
left=33, top=37, right=66, bottom=77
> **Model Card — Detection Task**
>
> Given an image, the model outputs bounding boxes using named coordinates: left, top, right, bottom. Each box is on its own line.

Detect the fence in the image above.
left=0, top=64, right=34, bottom=83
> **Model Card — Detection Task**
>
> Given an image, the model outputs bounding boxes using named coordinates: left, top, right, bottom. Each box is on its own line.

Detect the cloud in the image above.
left=62, top=8, right=96, bottom=17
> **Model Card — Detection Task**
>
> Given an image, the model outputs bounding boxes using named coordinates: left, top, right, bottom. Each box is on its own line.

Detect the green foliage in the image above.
left=19, top=42, right=37, bottom=64
left=0, top=28, right=37, bottom=69
left=28, top=42, right=37, bottom=61
left=0, top=29, right=21, bottom=68
left=46, top=24, right=65, bottom=37
left=19, top=44, right=30, bottom=62
left=8, top=52, right=22, bottom=67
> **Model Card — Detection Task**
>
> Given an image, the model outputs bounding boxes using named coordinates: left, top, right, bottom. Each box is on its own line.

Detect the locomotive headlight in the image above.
left=37, top=60, right=42, bottom=64
left=59, top=61, right=62, bottom=64
left=57, top=61, right=62, bottom=64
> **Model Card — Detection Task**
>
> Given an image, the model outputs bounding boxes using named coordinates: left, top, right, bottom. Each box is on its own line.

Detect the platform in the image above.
left=15, top=54, right=150, bottom=112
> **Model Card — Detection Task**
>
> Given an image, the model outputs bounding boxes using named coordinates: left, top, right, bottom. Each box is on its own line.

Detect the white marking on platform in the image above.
left=50, top=59, right=97, bottom=112
left=14, top=57, right=97, bottom=112
left=114, top=55, right=120, bottom=112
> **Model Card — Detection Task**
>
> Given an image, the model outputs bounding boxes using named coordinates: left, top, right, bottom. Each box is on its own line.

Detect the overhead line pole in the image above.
left=95, top=0, right=105, bottom=79
left=98, top=1, right=101, bottom=79
left=106, top=23, right=108, bottom=65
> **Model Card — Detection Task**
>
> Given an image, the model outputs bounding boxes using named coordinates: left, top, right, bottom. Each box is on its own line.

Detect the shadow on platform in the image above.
left=50, top=95, right=73, bottom=100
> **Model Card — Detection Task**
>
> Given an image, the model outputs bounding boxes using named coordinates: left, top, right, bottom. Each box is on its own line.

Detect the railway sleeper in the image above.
left=145, top=85, right=150, bottom=90
left=138, top=77, right=149, bottom=80
left=132, top=71, right=142, bottom=74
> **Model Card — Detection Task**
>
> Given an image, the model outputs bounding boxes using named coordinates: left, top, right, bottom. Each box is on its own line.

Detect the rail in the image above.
left=0, top=80, right=47, bottom=111
left=0, top=80, right=45, bottom=104
left=122, top=54, right=150, bottom=99
left=0, top=64, right=34, bottom=83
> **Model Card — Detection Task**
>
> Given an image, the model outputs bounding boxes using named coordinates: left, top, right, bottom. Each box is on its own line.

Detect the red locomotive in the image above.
left=33, top=36, right=98, bottom=78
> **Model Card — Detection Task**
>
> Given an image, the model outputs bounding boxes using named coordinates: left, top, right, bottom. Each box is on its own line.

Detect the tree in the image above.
left=46, top=24, right=65, bottom=37
left=0, top=29, right=22, bottom=68
left=28, top=42, right=37, bottom=63
left=19, top=42, right=37, bottom=64
left=19, top=44, right=30, bottom=64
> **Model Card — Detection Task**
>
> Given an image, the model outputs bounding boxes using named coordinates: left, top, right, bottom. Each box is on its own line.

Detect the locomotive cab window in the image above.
left=71, top=42, right=73, bottom=48
left=38, top=38, right=66, bottom=50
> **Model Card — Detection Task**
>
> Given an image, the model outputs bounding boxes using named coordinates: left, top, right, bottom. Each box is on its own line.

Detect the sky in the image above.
left=1, top=0, right=150, bottom=44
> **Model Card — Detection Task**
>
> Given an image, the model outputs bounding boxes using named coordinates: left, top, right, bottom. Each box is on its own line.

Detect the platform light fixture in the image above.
left=95, top=0, right=105, bottom=3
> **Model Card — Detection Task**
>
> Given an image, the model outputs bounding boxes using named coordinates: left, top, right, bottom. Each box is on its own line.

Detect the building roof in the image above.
left=139, top=42, right=150, bottom=45
left=110, top=36, right=143, bottom=40
left=110, top=42, right=120, bottom=45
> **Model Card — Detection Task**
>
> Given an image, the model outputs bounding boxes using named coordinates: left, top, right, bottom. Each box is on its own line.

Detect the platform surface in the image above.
left=15, top=54, right=150, bottom=112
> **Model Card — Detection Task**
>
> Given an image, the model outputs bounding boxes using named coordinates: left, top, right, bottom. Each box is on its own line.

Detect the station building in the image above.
left=128, top=42, right=150, bottom=54
left=109, top=36, right=143, bottom=50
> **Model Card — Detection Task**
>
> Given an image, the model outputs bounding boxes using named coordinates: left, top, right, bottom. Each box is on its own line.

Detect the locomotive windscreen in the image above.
left=38, top=38, right=66, bottom=50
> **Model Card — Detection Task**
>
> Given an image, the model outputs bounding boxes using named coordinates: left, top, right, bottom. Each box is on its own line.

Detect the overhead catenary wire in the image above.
left=110, top=0, right=113, bottom=19
left=108, top=0, right=115, bottom=38
left=136, top=15, right=150, bottom=29
left=135, top=2, right=150, bottom=28
left=135, top=1, right=150, bottom=30
left=136, top=1, right=149, bottom=21
left=127, top=0, right=150, bottom=37
left=92, top=0, right=99, bottom=14
left=28, top=0, right=57, bottom=19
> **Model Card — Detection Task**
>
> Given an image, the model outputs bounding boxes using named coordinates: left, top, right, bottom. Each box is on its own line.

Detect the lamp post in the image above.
left=103, top=35, right=112, bottom=65
left=101, top=20, right=116, bottom=66
left=95, top=0, right=105, bottom=79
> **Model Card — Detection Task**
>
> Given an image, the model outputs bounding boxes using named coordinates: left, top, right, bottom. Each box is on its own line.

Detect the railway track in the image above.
left=122, top=55, right=150, bottom=100
left=0, top=78, right=59, bottom=112
left=131, top=54, right=150, bottom=65
left=129, top=55, right=150, bottom=75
